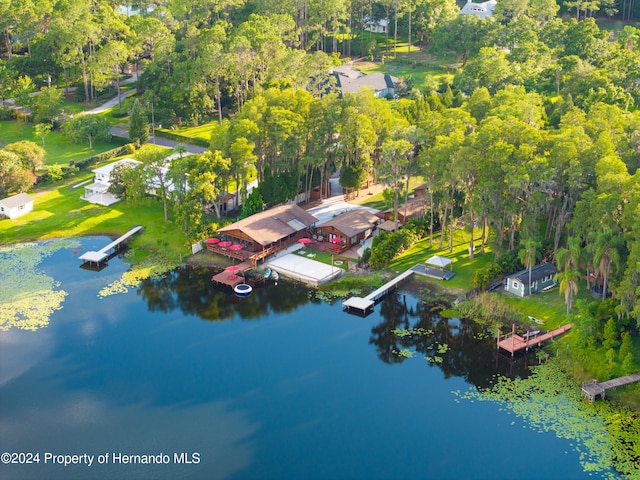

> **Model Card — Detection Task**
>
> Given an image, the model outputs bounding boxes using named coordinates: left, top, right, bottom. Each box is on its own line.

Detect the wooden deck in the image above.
left=211, top=261, right=253, bottom=288
left=79, top=226, right=144, bottom=266
left=581, top=373, right=640, bottom=402
left=497, top=323, right=573, bottom=357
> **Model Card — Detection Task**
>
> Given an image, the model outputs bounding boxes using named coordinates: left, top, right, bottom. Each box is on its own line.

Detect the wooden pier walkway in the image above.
left=497, top=323, right=573, bottom=357
left=581, top=373, right=640, bottom=402
left=79, top=226, right=144, bottom=266
left=343, top=263, right=446, bottom=315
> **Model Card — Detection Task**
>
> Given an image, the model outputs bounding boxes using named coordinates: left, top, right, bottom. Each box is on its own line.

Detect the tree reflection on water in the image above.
left=139, top=267, right=534, bottom=388
left=370, top=292, right=534, bottom=389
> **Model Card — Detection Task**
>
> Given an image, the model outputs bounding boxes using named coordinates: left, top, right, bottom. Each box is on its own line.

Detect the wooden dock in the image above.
left=79, top=226, right=144, bottom=266
left=211, top=261, right=252, bottom=288
left=581, top=373, right=640, bottom=402
left=497, top=323, right=573, bottom=357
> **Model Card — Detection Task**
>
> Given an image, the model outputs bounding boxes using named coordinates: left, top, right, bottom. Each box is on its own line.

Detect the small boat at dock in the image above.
left=264, top=268, right=272, bottom=279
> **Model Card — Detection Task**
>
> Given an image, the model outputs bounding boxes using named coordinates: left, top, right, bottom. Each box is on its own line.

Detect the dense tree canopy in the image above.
left=1, top=0, right=640, bottom=333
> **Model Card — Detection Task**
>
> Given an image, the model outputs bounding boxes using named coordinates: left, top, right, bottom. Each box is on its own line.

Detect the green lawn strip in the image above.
left=294, top=247, right=349, bottom=270
left=388, top=226, right=489, bottom=288
left=0, top=120, right=116, bottom=166
left=161, top=122, right=218, bottom=141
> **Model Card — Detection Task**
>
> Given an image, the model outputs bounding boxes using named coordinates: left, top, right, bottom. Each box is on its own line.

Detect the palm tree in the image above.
left=593, top=229, right=622, bottom=301
left=554, top=267, right=581, bottom=314
left=519, top=239, right=541, bottom=295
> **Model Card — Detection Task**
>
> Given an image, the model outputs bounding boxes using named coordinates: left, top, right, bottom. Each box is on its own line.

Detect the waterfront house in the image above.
left=0, top=192, right=34, bottom=219
left=505, top=263, right=557, bottom=297
left=316, top=209, right=379, bottom=249
left=82, top=158, right=140, bottom=206
left=216, top=204, right=318, bottom=255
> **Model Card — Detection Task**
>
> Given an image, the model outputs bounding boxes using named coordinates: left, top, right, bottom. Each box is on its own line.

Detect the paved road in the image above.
left=86, top=73, right=141, bottom=114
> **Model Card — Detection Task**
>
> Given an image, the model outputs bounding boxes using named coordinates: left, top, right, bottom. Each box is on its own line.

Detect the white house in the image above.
left=82, top=158, right=140, bottom=206
left=0, top=192, right=34, bottom=219
left=363, top=17, right=388, bottom=34
left=459, top=0, right=497, bottom=18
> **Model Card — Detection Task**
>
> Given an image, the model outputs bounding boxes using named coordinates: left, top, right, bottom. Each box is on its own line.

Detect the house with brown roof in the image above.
left=376, top=198, right=426, bottom=225
left=216, top=204, right=318, bottom=254
left=316, top=209, right=379, bottom=249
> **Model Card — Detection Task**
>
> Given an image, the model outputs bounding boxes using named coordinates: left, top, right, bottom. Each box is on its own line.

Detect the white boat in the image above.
left=527, top=315, right=544, bottom=325
left=234, top=283, right=252, bottom=297
left=271, top=270, right=279, bottom=281
left=523, top=330, right=541, bottom=339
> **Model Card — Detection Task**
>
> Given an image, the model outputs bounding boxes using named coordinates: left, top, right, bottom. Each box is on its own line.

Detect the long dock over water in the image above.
left=581, top=373, right=640, bottom=402
left=79, top=226, right=144, bottom=266
left=497, top=323, right=573, bottom=357
left=342, top=263, right=454, bottom=315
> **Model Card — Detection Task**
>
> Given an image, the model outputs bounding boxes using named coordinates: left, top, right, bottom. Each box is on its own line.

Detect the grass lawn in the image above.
left=294, top=247, right=349, bottom=270
left=161, top=122, right=219, bottom=142
left=388, top=226, right=491, bottom=291
left=354, top=176, right=426, bottom=211
left=0, top=120, right=115, bottom=167
left=0, top=181, right=191, bottom=262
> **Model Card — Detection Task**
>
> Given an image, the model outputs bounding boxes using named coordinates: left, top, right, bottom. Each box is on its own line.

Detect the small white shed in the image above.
left=0, top=192, right=34, bottom=219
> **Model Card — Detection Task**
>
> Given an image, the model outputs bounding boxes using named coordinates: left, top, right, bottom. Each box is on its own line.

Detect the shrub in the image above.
left=471, top=262, right=503, bottom=289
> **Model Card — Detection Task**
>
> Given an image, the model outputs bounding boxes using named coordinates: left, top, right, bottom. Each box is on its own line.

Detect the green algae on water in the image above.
left=0, top=240, right=79, bottom=331
left=453, top=360, right=640, bottom=479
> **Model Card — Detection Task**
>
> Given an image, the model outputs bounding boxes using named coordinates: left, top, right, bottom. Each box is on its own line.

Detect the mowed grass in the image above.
left=388, top=226, right=492, bottom=291
left=0, top=182, right=191, bottom=262
left=0, top=120, right=115, bottom=167
left=159, top=122, right=218, bottom=142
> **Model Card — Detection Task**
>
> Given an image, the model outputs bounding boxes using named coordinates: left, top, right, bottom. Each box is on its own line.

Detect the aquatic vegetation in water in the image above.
left=0, top=240, right=79, bottom=331
left=98, top=250, right=178, bottom=298
left=391, top=327, right=434, bottom=337
left=311, top=288, right=362, bottom=303
left=393, top=349, right=415, bottom=358
left=453, top=360, right=640, bottom=479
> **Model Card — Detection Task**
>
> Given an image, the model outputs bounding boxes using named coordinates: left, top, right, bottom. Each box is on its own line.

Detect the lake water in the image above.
left=0, top=237, right=593, bottom=479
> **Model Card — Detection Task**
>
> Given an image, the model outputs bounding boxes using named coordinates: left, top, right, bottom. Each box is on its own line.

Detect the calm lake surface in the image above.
left=0, top=237, right=592, bottom=479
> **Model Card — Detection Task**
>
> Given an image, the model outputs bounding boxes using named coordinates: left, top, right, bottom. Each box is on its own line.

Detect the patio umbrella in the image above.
left=330, top=237, right=343, bottom=243
left=225, top=265, right=239, bottom=271
left=229, top=244, right=243, bottom=251
left=298, top=237, right=312, bottom=244
left=218, top=241, right=232, bottom=247
left=206, top=237, right=220, bottom=244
